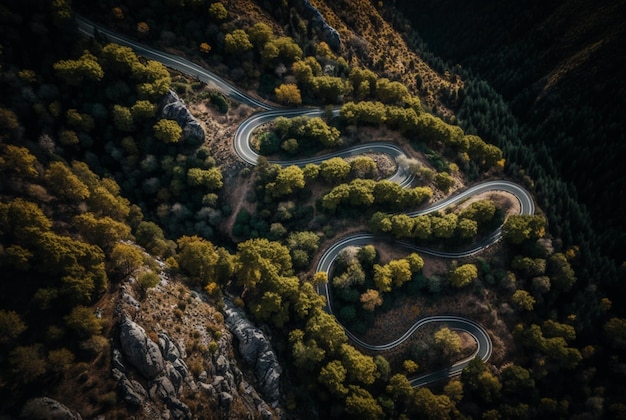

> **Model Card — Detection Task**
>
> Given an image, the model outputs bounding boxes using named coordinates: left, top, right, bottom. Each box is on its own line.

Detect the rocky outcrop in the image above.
left=223, top=298, right=283, bottom=408
left=114, top=278, right=280, bottom=419
left=296, top=0, right=341, bottom=51
left=119, top=315, right=165, bottom=379
left=114, top=370, right=149, bottom=407
left=159, top=90, right=205, bottom=144
left=20, top=397, right=83, bottom=420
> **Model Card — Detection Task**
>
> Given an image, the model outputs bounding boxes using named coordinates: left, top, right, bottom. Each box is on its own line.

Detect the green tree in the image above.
left=341, top=343, right=378, bottom=385
left=208, top=2, right=228, bottom=20
left=225, top=29, right=253, bottom=55
left=333, top=262, right=366, bottom=289
left=86, top=181, right=131, bottom=221
left=389, top=259, right=413, bottom=287
left=135, top=221, right=173, bottom=257
left=303, top=163, right=320, bottom=182
left=4, top=245, right=33, bottom=271
left=373, top=181, right=404, bottom=207
left=275, top=84, right=302, bottom=105
left=154, top=119, right=182, bottom=143
left=435, top=172, right=455, bottom=193
left=112, top=104, right=135, bottom=132
left=434, top=327, right=462, bottom=359
left=305, top=117, right=341, bottom=147
left=177, top=235, right=219, bottom=285
left=281, top=138, right=299, bottom=154
left=312, top=271, right=328, bottom=286
left=312, top=76, right=348, bottom=103
left=101, top=43, right=141, bottom=75
left=137, top=271, right=161, bottom=291
left=443, top=380, right=464, bottom=403
left=0, top=310, right=27, bottom=343
left=511, top=289, right=536, bottom=311
left=390, top=214, right=414, bottom=238
left=457, top=218, right=478, bottom=239
left=305, top=309, right=347, bottom=354
left=320, top=157, right=351, bottom=184
left=109, top=242, right=144, bottom=279
left=412, top=387, right=456, bottom=420
left=73, top=213, right=131, bottom=250
left=131, top=100, right=157, bottom=119
left=0, top=145, right=38, bottom=180
left=345, top=385, right=385, bottom=419
left=187, top=167, right=223, bottom=190
left=459, top=200, right=497, bottom=224
left=431, top=213, right=458, bottom=239
left=292, top=60, right=315, bottom=85
left=294, top=282, right=325, bottom=319
left=65, top=109, right=94, bottom=132
left=64, top=306, right=102, bottom=338
left=604, top=318, right=626, bottom=349
left=1, top=199, right=52, bottom=243
left=386, top=373, right=413, bottom=403
left=321, top=184, right=351, bottom=212
left=10, top=345, right=47, bottom=383
left=53, top=50, right=104, bottom=85
left=47, top=348, right=75, bottom=373
left=58, top=129, right=79, bottom=145
left=350, top=156, right=378, bottom=179
left=501, top=364, right=534, bottom=398
left=449, top=263, right=478, bottom=288
left=290, top=329, right=325, bottom=370
left=373, top=264, right=393, bottom=293
left=247, top=22, right=273, bottom=49
left=235, top=238, right=292, bottom=289
left=286, top=231, right=320, bottom=266
left=348, top=67, right=377, bottom=99
left=375, top=78, right=409, bottom=104
left=319, top=359, right=348, bottom=396
left=262, top=37, right=303, bottom=67
left=406, top=253, right=424, bottom=272
left=547, top=253, right=576, bottom=292
left=503, top=215, right=546, bottom=244
left=374, top=355, right=391, bottom=382
left=476, top=370, right=502, bottom=403
left=512, top=256, right=546, bottom=277
left=266, top=165, right=305, bottom=198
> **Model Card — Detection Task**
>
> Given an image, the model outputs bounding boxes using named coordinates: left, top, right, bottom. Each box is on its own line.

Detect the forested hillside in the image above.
left=394, top=0, right=626, bottom=265
left=1, top=0, right=625, bottom=418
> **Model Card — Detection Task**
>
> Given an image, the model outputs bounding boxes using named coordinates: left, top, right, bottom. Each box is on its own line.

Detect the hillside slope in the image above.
left=395, top=0, right=626, bottom=263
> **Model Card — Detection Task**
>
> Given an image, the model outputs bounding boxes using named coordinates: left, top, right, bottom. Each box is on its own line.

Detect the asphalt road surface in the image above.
left=76, top=14, right=535, bottom=386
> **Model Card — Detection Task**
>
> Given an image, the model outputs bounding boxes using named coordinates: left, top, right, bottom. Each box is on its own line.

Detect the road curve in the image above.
left=75, top=15, right=272, bottom=110
left=75, top=15, right=534, bottom=386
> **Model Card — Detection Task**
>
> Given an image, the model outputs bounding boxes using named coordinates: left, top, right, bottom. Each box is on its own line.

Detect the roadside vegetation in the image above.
left=0, top=0, right=623, bottom=418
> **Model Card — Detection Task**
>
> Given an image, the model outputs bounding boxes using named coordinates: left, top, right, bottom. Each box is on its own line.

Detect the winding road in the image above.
left=75, top=15, right=535, bottom=387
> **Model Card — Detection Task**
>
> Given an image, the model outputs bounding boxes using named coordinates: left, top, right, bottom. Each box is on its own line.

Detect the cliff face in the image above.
left=110, top=273, right=282, bottom=419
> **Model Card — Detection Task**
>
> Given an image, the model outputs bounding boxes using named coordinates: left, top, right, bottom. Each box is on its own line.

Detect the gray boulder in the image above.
left=158, top=332, right=184, bottom=362
left=218, top=392, right=233, bottom=411
left=224, top=299, right=282, bottom=406
left=117, top=375, right=149, bottom=407
left=20, top=397, right=82, bottom=420
left=150, top=376, right=191, bottom=419
left=119, top=315, right=165, bottom=379
left=111, top=348, right=126, bottom=373
left=159, top=90, right=205, bottom=144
